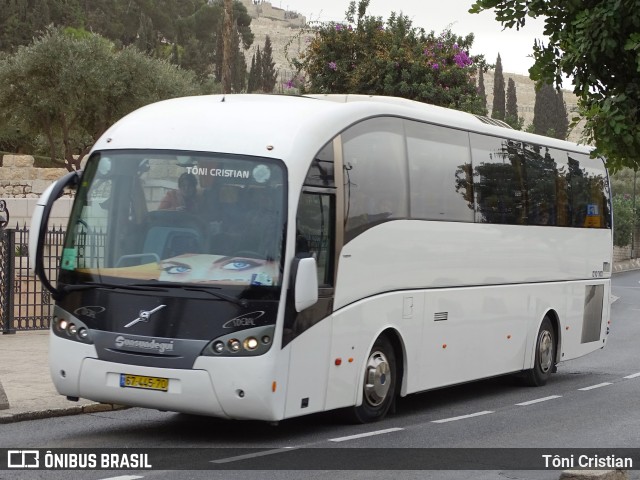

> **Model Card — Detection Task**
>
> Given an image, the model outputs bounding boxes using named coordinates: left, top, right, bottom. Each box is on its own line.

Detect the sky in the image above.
left=278, top=0, right=548, bottom=76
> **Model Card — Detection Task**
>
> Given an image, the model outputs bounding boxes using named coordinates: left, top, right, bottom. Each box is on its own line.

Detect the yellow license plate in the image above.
left=120, top=374, right=169, bottom=392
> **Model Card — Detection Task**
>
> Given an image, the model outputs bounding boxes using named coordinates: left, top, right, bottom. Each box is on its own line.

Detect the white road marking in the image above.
left=211, top=447, right=299, bottom=464
left=329, top=427, right=404, bottom=442
left=515, top=395, right=562, bottom=406
left=98, top=476, right=144, bottom=480
left=624, top=372, right=640, bottom=379
left=431, top=411, right=494, bottom=423
left=578, top=382, right=612, bottom=391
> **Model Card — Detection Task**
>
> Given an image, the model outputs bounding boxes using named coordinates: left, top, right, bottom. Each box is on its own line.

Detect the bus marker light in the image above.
left=442, top=344, right=447, bottom=349
left=335, top=358, right=342, bottom=366
left=68, top=324, right=78, bottom=336
left=507, top=335, right=511, bottom=339
left=213, top=341, right=225, bottom=354
left=228, top=339, right=241, bottom=352
left=566, top=326, right=570, bottom=330
left=59, top=319, right=69, bottom=331
left=77, top=328, right=89, bottom=339
left=262, top=335, right=271, bottom=344
left=272, top=381, right=277, bottom=393
left=348, top=358, right=354, bottom=363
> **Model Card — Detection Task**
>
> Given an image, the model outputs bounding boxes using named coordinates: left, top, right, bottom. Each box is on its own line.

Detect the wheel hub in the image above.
left=364, top=351, right=391, bottom=407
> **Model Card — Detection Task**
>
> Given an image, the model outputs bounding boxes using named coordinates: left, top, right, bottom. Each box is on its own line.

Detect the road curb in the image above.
left=0, top=403, right=129, bottom=424
left=560, top=470, right=628, bottom=480
left=0, top=379, right=8, bottom=410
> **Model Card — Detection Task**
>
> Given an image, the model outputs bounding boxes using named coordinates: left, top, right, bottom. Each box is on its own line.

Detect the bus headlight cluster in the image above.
left=204, top=326, right=275, bottom=357
left=52, top=315, right=92, bottom=344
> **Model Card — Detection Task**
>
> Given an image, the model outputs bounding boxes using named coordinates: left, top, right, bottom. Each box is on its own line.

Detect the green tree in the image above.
left=533, top=83, right=568, bottom=140
left=290, top=0, right=486, bottom=114
left=0, top=28, right=201, bottom=171
left=477, top=66, right=488, bottom=116
left=248, top=46, right=263, bottom=93
left=504, top=77, right=523, bottom=130
left=469, top=0, right=640, bottom=172
left=491, top=53, right=505, bottom=120
left=533, top=83, right=558, bottom=138
left=554, top=88, right=568, bottom=140
left=612, top=195, right=636, bottom=247
left=261, top=35, right=277, bottom=93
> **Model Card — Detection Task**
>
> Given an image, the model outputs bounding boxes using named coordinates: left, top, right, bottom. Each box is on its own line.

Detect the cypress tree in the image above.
left=248, top=52, right=257, bottom=92
left=533, top=82, right=558, bottom=137
left=261, top=35, right=277, bottom=93
left=478, top=67, right=488, bottom=116
left=491, top=53, right=505, bottom=121
left=505, top=77, right=521, bottom=130
left=554, top=89, right=569, bottom=140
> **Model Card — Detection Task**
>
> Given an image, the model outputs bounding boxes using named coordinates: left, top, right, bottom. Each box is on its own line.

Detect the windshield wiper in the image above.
left=130, top=281, right=248, bottom=308
left=62, top=282, right=168, bottom=294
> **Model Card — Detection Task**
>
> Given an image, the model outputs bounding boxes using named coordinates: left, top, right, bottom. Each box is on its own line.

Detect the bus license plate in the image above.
left=120, top=374, right=169, bottom=392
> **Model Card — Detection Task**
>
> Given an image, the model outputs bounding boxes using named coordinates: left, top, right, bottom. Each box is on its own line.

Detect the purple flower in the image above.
left=284, top=79, right=295, bottom=89
left=432, top=63, right=439, bottom=70
left=453, top=51, right=472, bottom=67
left=336, top=24, right=343, bottom=31
left=348, top=25, right=353, bottom=31
left=328, top=61, right=337, bottom=71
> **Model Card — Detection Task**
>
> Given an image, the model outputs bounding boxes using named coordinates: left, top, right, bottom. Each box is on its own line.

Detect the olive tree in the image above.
left=0, top=28, right=201, bottom=171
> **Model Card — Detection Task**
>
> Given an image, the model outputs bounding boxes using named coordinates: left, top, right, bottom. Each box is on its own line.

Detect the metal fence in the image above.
left=0, top=225, right=65, bottom=333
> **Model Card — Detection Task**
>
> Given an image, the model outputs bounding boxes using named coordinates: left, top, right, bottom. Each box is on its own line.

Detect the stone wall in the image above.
left=0, top=155, right=72, bottom=226
left=240, top=0, right=306, bottom=27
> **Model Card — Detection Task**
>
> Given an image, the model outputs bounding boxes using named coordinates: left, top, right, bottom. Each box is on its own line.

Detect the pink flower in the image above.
left=328, top=61, right=337, bottom=71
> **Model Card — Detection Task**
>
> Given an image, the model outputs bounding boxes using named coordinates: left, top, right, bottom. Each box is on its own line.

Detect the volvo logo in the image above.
left=222, top=311, right=265, bottom=328
left=124, top=305, right=166, bottom=328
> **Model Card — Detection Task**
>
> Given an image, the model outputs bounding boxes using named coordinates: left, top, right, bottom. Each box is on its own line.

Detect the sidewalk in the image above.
left=1, top=259, right=640, bottom=424
left=0, top=330, right=125, bottom=424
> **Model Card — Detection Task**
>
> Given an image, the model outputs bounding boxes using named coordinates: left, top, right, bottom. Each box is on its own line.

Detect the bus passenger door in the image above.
left=283, top=191, right=336, bottom=418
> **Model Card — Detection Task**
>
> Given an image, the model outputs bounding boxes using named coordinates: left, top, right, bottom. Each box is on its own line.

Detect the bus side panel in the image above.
left=547, top=279, right=610, bottom=363
left=417, top=284, right=530, bottom=391
left=334, top=221, right=612, bottom=311
left=283, top=319, right=332, bottom=419
left=324, top=292, right=424, bottom=412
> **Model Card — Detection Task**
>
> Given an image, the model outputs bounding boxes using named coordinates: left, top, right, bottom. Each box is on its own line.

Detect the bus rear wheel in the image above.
left=523, top=317, right=556, bottom=387
left=349, top=335, right=397, bottom=423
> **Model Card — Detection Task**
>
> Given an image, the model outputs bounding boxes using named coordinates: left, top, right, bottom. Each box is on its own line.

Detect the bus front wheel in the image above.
left=523, top=317, right=556, bottom=387
left=349, top=335, right=397, bottom=423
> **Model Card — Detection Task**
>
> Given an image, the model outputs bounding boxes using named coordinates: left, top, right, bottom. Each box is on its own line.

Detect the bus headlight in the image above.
left=203, top=325, right=275, bottom=357
left=244, top=337, right=259, bottom=351
left=52, top=312, right=93, bottom=345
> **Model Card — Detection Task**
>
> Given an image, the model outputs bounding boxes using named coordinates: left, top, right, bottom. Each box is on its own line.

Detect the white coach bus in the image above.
left=30, top=94, right=612, bottom=423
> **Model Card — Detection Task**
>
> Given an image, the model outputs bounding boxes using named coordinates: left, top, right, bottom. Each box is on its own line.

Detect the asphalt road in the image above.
left=2, top=271, right=640, bottom=480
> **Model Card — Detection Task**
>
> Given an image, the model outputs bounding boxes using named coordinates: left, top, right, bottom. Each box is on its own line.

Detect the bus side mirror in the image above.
left=293, top=257, right=318, bottom=312
left=28, top=171, right=81, bottom=295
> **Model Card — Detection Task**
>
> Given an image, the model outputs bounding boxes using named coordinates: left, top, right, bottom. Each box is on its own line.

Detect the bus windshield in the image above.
left=59, top=150, right=286, bottom=290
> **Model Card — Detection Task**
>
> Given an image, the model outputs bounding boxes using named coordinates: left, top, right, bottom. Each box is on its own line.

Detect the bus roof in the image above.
left=92, top=93, right=593, bottom=162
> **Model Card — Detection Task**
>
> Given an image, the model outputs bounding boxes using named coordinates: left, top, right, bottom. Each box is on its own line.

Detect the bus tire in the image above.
left=523, top=317, right=556, bottom=387
left=349, top=335, right=397, bottom=423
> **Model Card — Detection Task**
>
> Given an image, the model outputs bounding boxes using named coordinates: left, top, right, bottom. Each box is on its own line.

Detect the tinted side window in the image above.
left=405, top=121, right=473, bottom=222
left=342, top=117, right=408, bottom=243
left=304, top=142, right=335, bottom=188
left=567, top=153, right=611, bottom=228
left=523, top=143, right=559, bottom=226
left=470, top=134, right=526, bottom=224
